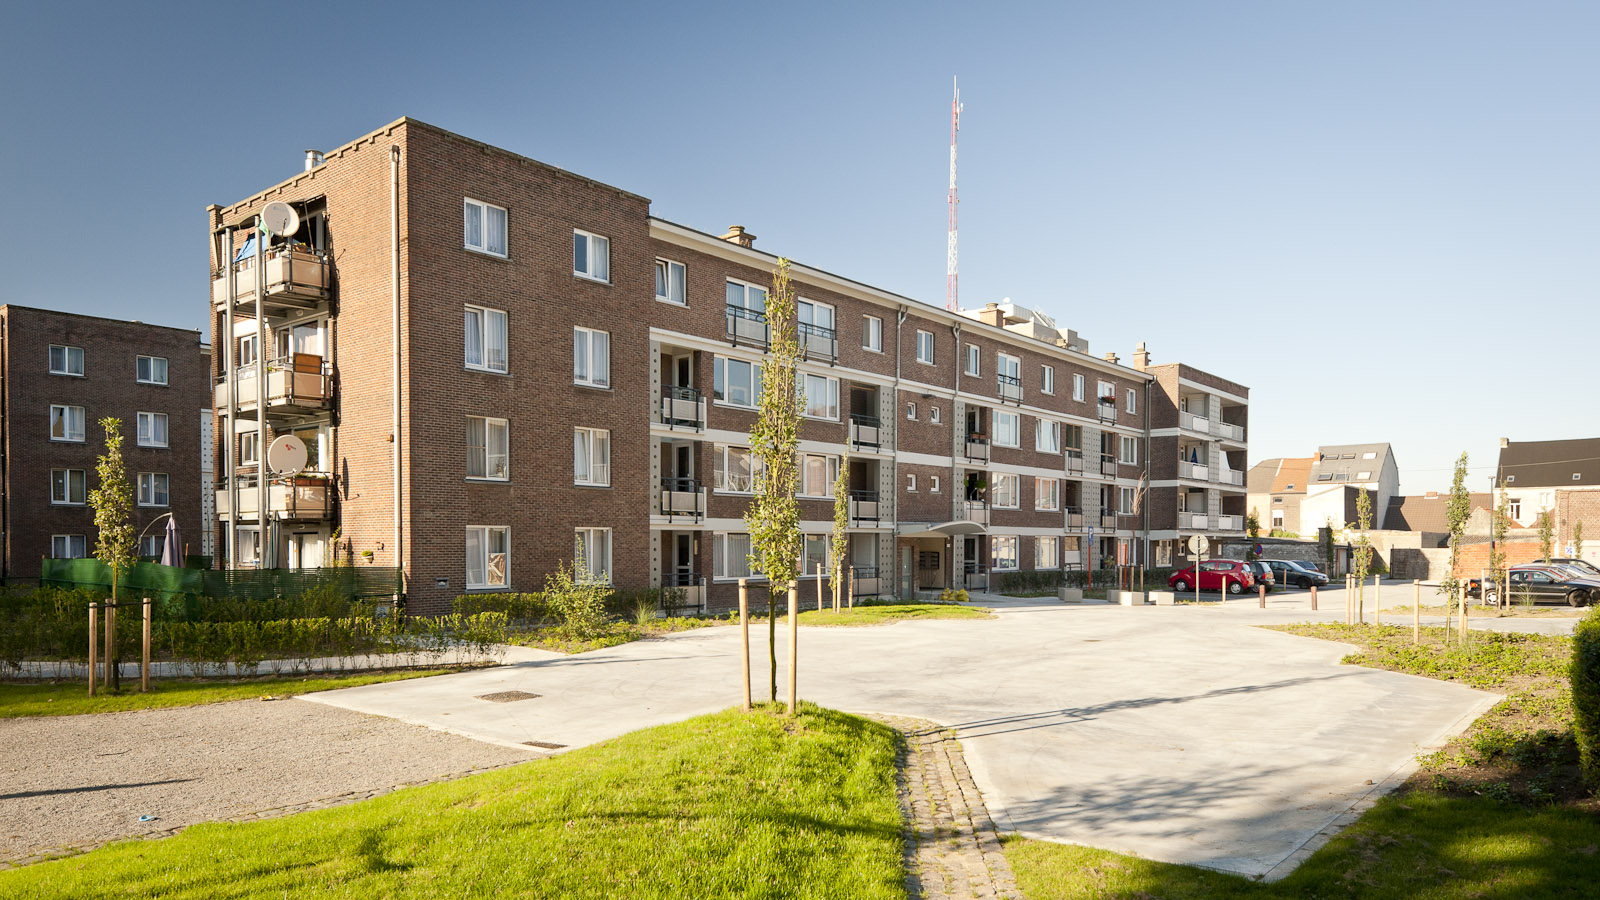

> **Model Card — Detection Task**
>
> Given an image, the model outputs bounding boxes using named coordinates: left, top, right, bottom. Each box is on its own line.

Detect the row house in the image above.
left=206, top=118, right=1249, bottom=613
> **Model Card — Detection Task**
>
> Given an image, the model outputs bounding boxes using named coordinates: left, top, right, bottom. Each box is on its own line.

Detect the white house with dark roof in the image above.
left=1299, top=443, right=1399, bottom=533
left=1495, top=437, right=1600, bottom=561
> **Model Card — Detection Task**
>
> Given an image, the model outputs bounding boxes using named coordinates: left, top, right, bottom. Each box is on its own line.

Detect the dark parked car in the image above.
left=1471, top=565, right=1598, bottom=606
left=1169, top=560, right=1255, bottom=595
left=1262, top=559, right=1329, bottom=589
left=1535, top=558, right=1600, bottom=578
left=1246, top=561, right=1275, bottom=591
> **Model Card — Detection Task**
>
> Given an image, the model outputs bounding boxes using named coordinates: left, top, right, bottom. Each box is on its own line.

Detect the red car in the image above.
left=1169, top=560, right=1256, bottom=595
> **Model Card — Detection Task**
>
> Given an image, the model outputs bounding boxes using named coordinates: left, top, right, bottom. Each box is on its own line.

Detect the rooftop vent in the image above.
left=720, top=225, right=755, bottom=248
left=304, top=149, right=325, bottom=171
left=1102, top=351, right=1120, bottom=365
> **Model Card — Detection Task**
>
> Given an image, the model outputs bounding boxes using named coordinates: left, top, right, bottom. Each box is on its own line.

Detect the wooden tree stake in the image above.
left=787, top=581, right=799, bottom=716
left=739, top=579, right=751, bottom=711
left=141, top=598, right=152, bottom=693
left=88, top=602, right=99, bottom=698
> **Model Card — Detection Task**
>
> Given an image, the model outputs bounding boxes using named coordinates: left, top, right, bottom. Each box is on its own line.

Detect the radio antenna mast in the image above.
left=947, top=77, right=963, bottom=312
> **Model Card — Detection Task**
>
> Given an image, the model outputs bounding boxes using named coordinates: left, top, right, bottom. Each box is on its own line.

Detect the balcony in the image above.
left=997, top=373, right=1022, bottom=403
left=1065, top=449, right=1084, bottom=476
left=1098, top=396, right=1118, bottom=425
left=661, top=572, right=707, bottom=616
left=1100, top=454, right=1118, bottom=477
left=849, top=413, right=881, bottom=450
left=212, top=248, right=330, bottom=313
left=216, top=474, right=332, bottom=521
left=964, top=435, right=990, bottom=464
left=1180, top=512, right=1209, bottom=530
left=960, top=499, right=989, bottom=526
left=217, top=355, right=331, bottom=416
left=725, top=304, right=769, bottom=348
left=850, top=565, right=883, bottom=600
left=660, top=477, right=706, bottom=522
left=799, top=322, right=837, bottom=363
left=1180, top=411, right=1210, bottom=434
left=1212, top=420, right=1246, bottom=443
left=964, top=561, right=989, bottom=591
left=660, top=385, right=706, bottom=431
left=1217, top=469, right=1244, bottom=487
left=1179, top=460, right=1209, bottom=482
left=849, top=490, right=881, bottom=526
left=1215, top=514, right=1243, bottom=531
left=1065, top=507, right=1085, bottom=530
left=1099, top=511, right=1119, bottom=530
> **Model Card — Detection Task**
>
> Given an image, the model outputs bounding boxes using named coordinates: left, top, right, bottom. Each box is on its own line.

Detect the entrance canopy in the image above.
left=897, top=521, right=987, bottom=538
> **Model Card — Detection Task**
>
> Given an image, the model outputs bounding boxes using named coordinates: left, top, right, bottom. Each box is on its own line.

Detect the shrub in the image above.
left=991, top=570, right=1064, bottom=594
left=452, top=592, right=550, bottom=627
left=937, top=588, right=969, bottom=604
left=544, top=562, right=611, bottom=640
left=1573, top=605, right=1600, bottom=791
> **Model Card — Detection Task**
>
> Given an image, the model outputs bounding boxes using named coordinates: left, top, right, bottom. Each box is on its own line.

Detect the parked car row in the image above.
left=1468, top=562, right=1600, bottom=607
left=1166, top=558, right=1328, bottom=595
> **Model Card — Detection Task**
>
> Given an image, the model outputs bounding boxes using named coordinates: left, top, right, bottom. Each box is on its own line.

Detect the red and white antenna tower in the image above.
left=946, top=77, right=963, bottom=312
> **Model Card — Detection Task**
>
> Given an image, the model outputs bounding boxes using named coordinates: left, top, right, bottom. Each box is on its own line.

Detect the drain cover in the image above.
left=523, top=740, right=567, bottom=750
left=476, top=690, right=541, bottom=703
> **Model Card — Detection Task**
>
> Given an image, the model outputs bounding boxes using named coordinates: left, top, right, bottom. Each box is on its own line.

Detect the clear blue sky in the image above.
left=3, top=2, right=1593, bottom=494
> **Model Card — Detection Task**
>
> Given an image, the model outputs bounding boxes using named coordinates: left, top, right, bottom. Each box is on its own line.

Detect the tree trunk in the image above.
left=768, top=589, right=778, bottom=703
left=108, top=568, right=121, bottom=692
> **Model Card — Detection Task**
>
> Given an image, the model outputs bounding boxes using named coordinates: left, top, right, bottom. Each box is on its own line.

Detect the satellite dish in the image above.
left=267, top=434, right=309, bottom=476
left=261, top=201, right=299, bottom=237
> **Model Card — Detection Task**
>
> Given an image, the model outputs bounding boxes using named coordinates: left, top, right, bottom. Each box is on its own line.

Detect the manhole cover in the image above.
left=523, top=740, right=567, bottom=750
left=476, top=691, right=541, bottom=703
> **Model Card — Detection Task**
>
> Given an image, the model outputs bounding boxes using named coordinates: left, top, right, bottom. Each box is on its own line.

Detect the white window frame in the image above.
left=137, top=355, right=169, bottom=385
left=466, top=525, right=510, bottom=589
left=714, top=532, right=763, bottom=580
left=1098, top=380, right=1116, bottom=402
left=463, top=198, right=508, bottom=257
left=801, top=373, right=840, bottom=420
left=931, top=475, right=941, bottom=493
left=1042, top=365, right=1055, bottom=395
left=992, top=473, right=1020, bottom=509
left=802, top=534, right=832, bottom=576
left=714, top=356, right=763, bottom=408
left=930, top=406, right=942, bottom=424
left=906, top=473, right=917, bottom=492
left=240, top=432, right=260, bottom=466
left=137, top=472, right=170, bottom=507
left=139, top=534, right=163, bottom=558
left=467, top=416, right=510, bottom=481
left=235, top=526, right=261, bottom=566
left=1035, top=419, right=1061, bottom=454
left=1126, top=388, right=1137, bottom=414
left=906, top=402, right=917, bottom=421
left=50, top=404, right=85, bottom=443
left=574, top=427, right=611, bottom=487
left=1119, top=435, right=1140, bottom=465
left=1073, top=373, right=1085, bottom=402
left=993, top=410, right=1021, bottom=448
left=964, top=343, right=980, bottom=376
left=916, top=330, right=934, bottom=365
left=575, top=527, right=613, bottom=584
left=464, top=305, right=509, bottom=373
left=654, top=257, right=687, bottom=305
left=51, top=534, right=88, bottom=559
left=997, top=352, right=1021, bottom=384
left=49, top=345, right=84, bottom=377
left=136, top=411, right=169, bottom=448
left=992, top=535, right=1019, bottom=571
left=1035, top=477, right=1060, bottom=511
left=51, top=468, right=86, bottom=505
left=799, top=453, right=840, bottom=498
left=863, top=315, right=883, bottom=352
left=573, top=229, right=611, bottom=282
left=714, top=445, right=763, bottom=494
left=797, top=298, right=836, bottom=335
left=1119, top=486, right=1137, bottom=514
left=1037, top=536, right=1060, bottom=570
left=573, top=326, right=611, bottom=388
left=725, top=278, right=768, bottom=314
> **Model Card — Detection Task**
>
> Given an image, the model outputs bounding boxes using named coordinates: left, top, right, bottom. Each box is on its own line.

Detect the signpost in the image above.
left=1187, top=534, right=1209, bottom=604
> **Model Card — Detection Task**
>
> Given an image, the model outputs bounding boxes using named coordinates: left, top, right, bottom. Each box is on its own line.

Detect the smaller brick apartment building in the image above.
left=207, top=118, right=1250, bottom=613
left=0, top=305, right=212, bottom=579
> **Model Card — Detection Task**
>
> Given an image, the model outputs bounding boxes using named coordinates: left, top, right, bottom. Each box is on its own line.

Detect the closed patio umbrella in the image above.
left=159, top=515, right=182, bottom=567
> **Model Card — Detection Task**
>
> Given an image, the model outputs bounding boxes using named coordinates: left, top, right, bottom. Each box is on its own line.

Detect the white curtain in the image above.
left=486, top=207, right=507, bottom=256
left=466, top=529, right=485, bottom=586
left=486, top=310, right=507, bottom=370
left=464, top=202, right=482, bottom=250
left=464, top=309, right=482, bottom=367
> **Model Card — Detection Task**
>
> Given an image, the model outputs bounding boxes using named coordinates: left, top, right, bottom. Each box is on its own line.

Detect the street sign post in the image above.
left=1187, top=535, right=1210, bottom=603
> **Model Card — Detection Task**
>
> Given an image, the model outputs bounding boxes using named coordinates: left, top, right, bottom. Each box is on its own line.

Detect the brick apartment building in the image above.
left=0, top=305, right=211, bottom=579
left=207, top=118, right=1249, bottom=613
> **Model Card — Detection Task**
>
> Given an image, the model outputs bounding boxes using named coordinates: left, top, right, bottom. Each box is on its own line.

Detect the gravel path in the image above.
left=0, top=697, right=533, bottom=868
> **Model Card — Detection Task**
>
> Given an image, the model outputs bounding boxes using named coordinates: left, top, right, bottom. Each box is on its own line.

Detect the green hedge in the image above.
left=1574, top=606, right=1600, bottom=791
left=453, top=586, right=691, bottom=627
left=989, top=567, right=1183, bottom=594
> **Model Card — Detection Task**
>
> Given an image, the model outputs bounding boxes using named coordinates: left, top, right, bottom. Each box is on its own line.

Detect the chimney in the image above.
left=1132, top=341, right=1151, bottom=371
left=1499, top=437, right=1509, bottom=449
left=720, top=225, right=755, bottom=248
left=976, top=302, right=1005, bottom=327
left=1102, top=351, right=1120, bottom=365
left=1425, top=491, right=1439, bottom=499
left=304, top=149, right=325, bottom=171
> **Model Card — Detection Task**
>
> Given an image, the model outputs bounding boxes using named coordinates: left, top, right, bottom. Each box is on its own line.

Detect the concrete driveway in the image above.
left=303, top=594, right=1499, bottom=879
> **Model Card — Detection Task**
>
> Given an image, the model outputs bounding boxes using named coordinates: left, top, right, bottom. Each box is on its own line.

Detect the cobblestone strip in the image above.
left=871, top=715, right=1025, bottom=900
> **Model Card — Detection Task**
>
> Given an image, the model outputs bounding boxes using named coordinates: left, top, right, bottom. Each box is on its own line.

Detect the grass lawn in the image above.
left=507, top=616, right=728, bottom=653
left=1387, top=604, right=1585, bottom=619
left=0, top=669, right=457, bottom=718
left=791, top=603, right=991, bottom=627
left=0, top=703, right=908, bottom=900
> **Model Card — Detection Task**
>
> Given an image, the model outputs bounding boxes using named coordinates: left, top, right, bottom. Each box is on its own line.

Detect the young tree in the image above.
left=1489, top=485, right=1510, bottom=608
left=90, top=417, right=134, bottom=691
left=831, top=452, right=850, bottom=611
left=1537, top=510, right=1555, bottom=562
left=1245, top=509, right=1261, bottom=561
left=1442, top=452, right=1471, bottom=638
left=1576, top=521, right=1586, bottom=561
left=746, top=259, right=803, bottom=703
left=1352, top=487, right=1373, bottom=616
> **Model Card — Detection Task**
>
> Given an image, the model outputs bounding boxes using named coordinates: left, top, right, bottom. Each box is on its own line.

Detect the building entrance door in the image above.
left=900, top=545, right=915, bottom=599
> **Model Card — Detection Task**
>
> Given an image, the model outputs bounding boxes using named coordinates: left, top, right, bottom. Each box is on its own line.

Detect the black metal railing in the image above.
left=962, top=498, right=989, bottom=523
left=851, top=565, right=881, bottom=601
left=725, top=304, right=770, bottom=347
left=1098, top=396, right=1118, bottom=425
left=850, top=412, right=881, bottom=449
left=997, top=372, right=1022, bottom=402
left=849, top=489, right=880, bottom=525
left=964, top=434, right=990, bottom=463
left=798, top=321, right=838, bottom=362
left=1099, top=453, right=1119, bottom=476
left=660, top=477, right=705, bottom=519
left=1066, top=507, right=1085, bottom=529
left=660, top=385, right=704, bottom=430
left=661, top=572, right=706, bottom=616
left=1065, top=448, right=1084, bottom=475
left=1100, top=511, right=1119, bottom=529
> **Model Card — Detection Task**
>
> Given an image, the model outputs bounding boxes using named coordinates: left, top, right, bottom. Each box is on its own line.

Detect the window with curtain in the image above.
left=137, top=472, right=170, bottom=507
left=655, top=258, right=686, bottom=304
left=575, top=528, right=611, bottom=583
left=726, top=280, right=767, bottom=313
left=49, top=345, right=84, bottom=376
left=573, top=229, right=610, bottom=281
left=1035, top=477, right=1060, bottom=511
left=713, top=357, right=762, bottom=407
left=467, top=417, right=509, bottom=480
left=466, top=526, right=509, bottom=589
left=52, top=535, right=88, bottom=559
left=574, top=427, right=611, bottom=486
left=465, top=305, right=508, bottom=372
left=1037, top=536, right=1060, bottom=569
left=573, top=327, right=610, bottom=387
left=801, top=374, right=838, bottom=419
left=50, top=405, right=85, bottom=442
left=799, top=453, right=838, bottom=497
left=1036, top=420, right=1061, bottom=453
left=993, top=411, right=1020, bottom=448
left=992, top=536, right=1019, bottom=571
left=992, top=473, right=1020, bottom=509
left=714, top=445, right=760, bottom=493
left=716, top=533, right=761, bottom=579
left=136, top=412, right=168, bottom=447
left=51, top=468, right=86, bottom=504
left=136, top=355, right=169, bottom=385
left=464, top=198, right=507, bottom=256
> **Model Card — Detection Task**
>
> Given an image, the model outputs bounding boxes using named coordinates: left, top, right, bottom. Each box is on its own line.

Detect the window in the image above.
left=136, top=412, right=168, bottom=448
left=906, top=473, right=917, bottom=492
left=654, top=258, right=686, bottom=305
left=50, top=404, right=85, bottom=442
left=916, top=330, right=934, bottom=364
left=930, top=406, right=942, bottom=424
left=931, top=475, right=941, bottom=493
left=1119, top=435, right=1140, bottom=465
left=574, top=427, right=611, bottom=486
left=1037, top=536, right=1060, bottom=569
left=51, top=469, right=86, bottom=505
left=573, top=229, right=610, bottom=281
left=139, top=535, right=162, bottom=558
left=1042, top=365, right=1055, bottom=395
left=801, top=373, right=839, bottom=419
left=464, top=305, right=508, bottom=372
left=715, top=533, right=761, bottom=580
left=726, top=279, right=767, bottom=314
left=714, top=445, right=763, bottom=493
left=714, top=357, right=763, bottom=407
left=992, top=536, right=1019, bottom=571
left=238, top=333, right=258, bottom=368
left=1064, top=424, right=1083, bottom=451
left=992, top=473, right=1020, bottom=509
left=1125, top=388, right=1137, bottom=414
left=240, top=432, right=260, bottom=466
left=1357, top=471, right=1372, bottom=480
left=50, top=345, right=84, bottom=376
left=1362, top=452, right=1377, bottom=460
left=467, top=416, right=510, bottom=480
left=1119, top=486, right=1137, bottom=514
left=1073, top=373, right=1085, bottom=401
left=863, top=315, right=883, bottom=352
left=1036, top=419, right=1061, bottom=454
left=1036, top=477, right=1060, bottom=511
left=465, top=526, right=509, bottom=589
left=235, top=527, right=260, bottom=566
left=52, top=535, right=88, bottom=559
left=463, top=198, right=508, bottom=257
left=1098, top=381, right=1115, bottom=402
left=993, top=411, right=1020, bottom=448
left=803, top=534, right=830, bottom=575
left=573, top=327, right=611, bottom=387
left=574, top=528, right=612, bottom=583
left=964, top=343, right=980, bottom=376
left=1509, top=499, right=1522, bottom=519
left=800, top=454, right=840, bottom=497
left=1317, top=473, right=1333, bottom=482
left=137, top=355, right=169, bottom=385
left=997, top=352, right=1020, bottom=387
left=797, top=299, right=835, bottom=336
left=137, top=472, right=170, bottom=507
left=906, top=402, right=917, bottom=420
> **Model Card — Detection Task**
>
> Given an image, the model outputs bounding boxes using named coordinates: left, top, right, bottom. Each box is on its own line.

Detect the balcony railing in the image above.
left=1215, top=514, right=1243, bottom=531
left=660, top=385, right=706, bottom=431
left=1213, top=420, right=1246, bottom=442
left=1098, top=396, right=1118, bottom=425
left=849, top=489, right=881, bottom=525
left=1218, top=469, right=1244, bottom=486
left=851, top=565, right=882, bottom=600
left=997, top=373, right=1022, bottom=403
left=212, top=248, right=330, bottom=311
left=217, top=355, right=331, bottom=414
left=216, top=473, right=332, bottom=521
left=798, top=322, right=838, bottom=363
left=1181, top=411, right=1210, bottom=433
left=1065, top=448, right=1084, bottom=476
left=1100, top=454, right=1119, bottom=476
left=964, top=561, right=989, bottom=591
left=961, top=499, right=989, bottom=526
left=964, top=435, right=990, bottom=463
left=850, top=413, right=881, bottom=450
left=1099, top=511, right=1119, bottom=530
left=1179, top=460, right=1209, bottom=481
left=1063, top=507, right=1084, bottom=530
left=660, top=477, right=706, bottom=521
left=1181, top=511, right=1209, bottom=530
left=661, top=572, right=707, bottom=616
left=725, top=304, right=769, bottom=348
